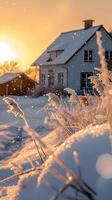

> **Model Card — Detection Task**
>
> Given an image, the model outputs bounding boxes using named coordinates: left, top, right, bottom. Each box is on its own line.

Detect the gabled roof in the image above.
left=32, top=25, right=102, bottom=66
left=0, top=72, right=36, bottom=84
left=0, top=73, right=23, bottom=84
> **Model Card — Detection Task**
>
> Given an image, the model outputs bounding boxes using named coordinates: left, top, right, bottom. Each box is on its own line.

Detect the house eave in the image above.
left=38, top=63, right=66, bottom=67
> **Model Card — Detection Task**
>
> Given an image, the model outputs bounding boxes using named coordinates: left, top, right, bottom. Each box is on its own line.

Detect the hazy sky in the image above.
left=0, top=0, right=112, bottom=69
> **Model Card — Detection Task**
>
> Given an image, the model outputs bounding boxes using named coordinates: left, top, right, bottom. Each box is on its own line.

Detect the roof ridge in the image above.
left=31, top=25, right=104, bottom=66
left=0, top=72, right=22, bottom=78
left=2, top=72, right=22, bottom=75
left=61, top=25, right=102, bottom=35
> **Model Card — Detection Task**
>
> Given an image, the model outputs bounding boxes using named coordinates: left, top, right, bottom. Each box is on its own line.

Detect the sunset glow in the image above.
left=0, top=0, right=111, bottom=68
left=0, top=41, right=16, bottom=63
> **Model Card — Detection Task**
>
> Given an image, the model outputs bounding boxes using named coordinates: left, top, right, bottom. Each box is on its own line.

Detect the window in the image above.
left=58, top=73, right=64, bottom=86
left=80, top=72, right=93, bottom=89
left=47, top=51, right=56, bottom=62
left=110, top=51, right=112, bottom=61
left=41, top=74, right=46, bottom=85
left=105, top=51, right=112, bottom=61
left=48, top=70, right=54, bottom=87
left=84, top=50, right=93, bottom=62
left=105, top=51, right=109, bottom=60
left=47, top=50, right=64, bottom=62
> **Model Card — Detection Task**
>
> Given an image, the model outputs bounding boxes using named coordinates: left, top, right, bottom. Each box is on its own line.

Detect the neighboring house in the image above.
left=0, top=72, right=37, bottom=96
left=32, top=20, right=112, bottom=94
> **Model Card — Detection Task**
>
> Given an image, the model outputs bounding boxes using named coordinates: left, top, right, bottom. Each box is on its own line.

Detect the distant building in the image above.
left=32, top=20, right=112, bottom=94
left=0, top=72, right=37, bottom=96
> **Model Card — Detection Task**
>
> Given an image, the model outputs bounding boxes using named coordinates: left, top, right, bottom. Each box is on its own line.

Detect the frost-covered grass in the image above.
left=0, top=95, right=48, bottom=129
left=0, top=95, right=51, bottom=161
left=0, top=31, right=112, bottom=200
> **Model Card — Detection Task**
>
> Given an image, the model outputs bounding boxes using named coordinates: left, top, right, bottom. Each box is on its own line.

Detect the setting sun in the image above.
left=0, top=41, right=16, bottom=63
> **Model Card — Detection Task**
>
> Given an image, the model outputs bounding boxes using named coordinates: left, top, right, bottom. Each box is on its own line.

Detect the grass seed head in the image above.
left=3, top=97, right=24, bottom=118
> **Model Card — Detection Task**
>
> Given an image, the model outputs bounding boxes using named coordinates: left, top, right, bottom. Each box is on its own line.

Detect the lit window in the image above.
left=84, top=50, right=93, bottom=62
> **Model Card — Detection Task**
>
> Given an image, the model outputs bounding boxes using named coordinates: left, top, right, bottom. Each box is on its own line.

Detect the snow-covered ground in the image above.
left=0, top=123, right=112, bottom=200
left=0, top=95, right=112, bottom=200
left=16, top=133, right=112, bottom=200
left=0, top=95, right=53, bottom=160
left=0, top=95, right=48, bottom=129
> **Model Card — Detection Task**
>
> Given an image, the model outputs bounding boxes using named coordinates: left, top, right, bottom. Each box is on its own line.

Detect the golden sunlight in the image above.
left=0, top=41, right=17, bottom=63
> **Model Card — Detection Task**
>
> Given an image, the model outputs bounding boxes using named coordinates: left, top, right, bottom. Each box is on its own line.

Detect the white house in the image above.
left=32, top=20, right=112, bottom=94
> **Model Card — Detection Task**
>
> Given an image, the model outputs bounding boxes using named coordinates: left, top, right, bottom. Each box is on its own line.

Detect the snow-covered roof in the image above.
left=32, top=25, right=102, bottom=66
left=0, top=73, right=23, bottom=84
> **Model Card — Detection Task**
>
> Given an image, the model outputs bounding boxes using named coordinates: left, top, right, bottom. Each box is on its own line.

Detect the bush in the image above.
left=31, top=85, right=68, bottom=97
left=31, top=85, right=48, bottom=97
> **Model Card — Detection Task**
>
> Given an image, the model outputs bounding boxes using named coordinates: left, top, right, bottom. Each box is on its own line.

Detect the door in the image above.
left=48, top=70, right=54, bottom=88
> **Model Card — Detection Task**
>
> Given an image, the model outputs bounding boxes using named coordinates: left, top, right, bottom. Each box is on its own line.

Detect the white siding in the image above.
left=39, top=27, right=112, bottom=92
left=67, top=27, right=112, bottom=92
left=40, top=65, right=67, bottom=88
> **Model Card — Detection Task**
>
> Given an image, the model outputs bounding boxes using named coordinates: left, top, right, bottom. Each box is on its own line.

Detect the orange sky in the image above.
left=0, top=0, right=112, bottom=69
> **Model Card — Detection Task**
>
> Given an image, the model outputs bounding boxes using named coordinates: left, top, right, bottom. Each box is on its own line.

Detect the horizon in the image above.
left=0, top=0, right=112, bottom=69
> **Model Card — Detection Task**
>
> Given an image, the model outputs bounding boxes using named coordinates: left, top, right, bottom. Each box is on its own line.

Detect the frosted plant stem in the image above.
left=33, top=139, right=45, bottom=164
left=22, top=115, right=47, bottom=163
left=52, top=113, right=72, bottom=136
left=40, top=145, right=48, bottom=159
left=96, top=31, right=112, bottom=154
left=74, top=155, right=82, bottom=178
left=78, top=165, right=82, bottom=178
left=96, top=31, right=109, bottom=86
left=0, top=167, right=41, bottom=184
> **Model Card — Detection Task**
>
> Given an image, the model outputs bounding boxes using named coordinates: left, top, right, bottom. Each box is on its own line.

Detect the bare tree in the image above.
left=0, top=60, right=20, bottom=75
left=25, top=66, right=39, bottom=81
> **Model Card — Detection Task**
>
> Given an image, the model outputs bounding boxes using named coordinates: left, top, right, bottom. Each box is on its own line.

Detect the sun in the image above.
left=0, top=41, right=16, bottom=63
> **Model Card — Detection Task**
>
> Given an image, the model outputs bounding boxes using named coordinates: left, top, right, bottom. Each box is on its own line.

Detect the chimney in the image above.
left=83, top=19, right=94, bottom=29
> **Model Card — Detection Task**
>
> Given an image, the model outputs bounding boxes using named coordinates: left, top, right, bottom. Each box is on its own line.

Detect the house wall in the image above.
left=66, top=27, right=112, bottom=93
left=39, top=65, right=67, bottom=88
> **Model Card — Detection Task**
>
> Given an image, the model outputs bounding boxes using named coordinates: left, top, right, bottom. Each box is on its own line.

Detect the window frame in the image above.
left=47, top=50, right=64, bottom=62
left=58, top=72, right=64, bottom=86
left=105, top=50, right=112, bottom=61
left=80, top=72, right=93, bottom=90
left=48, top=69, right=55, bottom=87
left=84, top=50, right=93, bottom=62
left=110, top=51, right=112, bottom=61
